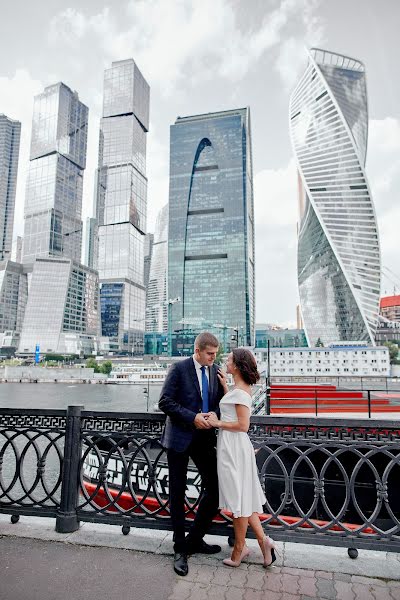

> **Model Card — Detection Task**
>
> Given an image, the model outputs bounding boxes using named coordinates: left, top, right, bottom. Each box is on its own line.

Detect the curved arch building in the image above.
left=168, top=109, right=255, bottom=350
left=289, top=48, right=381, bottom=346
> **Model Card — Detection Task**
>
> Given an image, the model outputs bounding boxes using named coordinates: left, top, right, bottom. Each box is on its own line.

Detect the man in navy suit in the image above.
left=159, top=331, right=224, bottom=576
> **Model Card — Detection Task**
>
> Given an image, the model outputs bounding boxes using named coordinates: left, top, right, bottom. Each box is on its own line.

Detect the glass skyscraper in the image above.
left=17, top=82, right=100, bottom=356
left=18, top=258, right=99, bottom=355
left=0, top=261, right=28, bottom=354
left=146, top=204, right=168, bottom=333
left=289, top=48, right=381, bottom=346
left=84, top=217, right=97, bottom=270
left=23, top=83, right=88, bottom=262
left=95, top=59, right=150, bottom=353
left=144, top=232, right=154, bottom=291
left=168, top=109, right=255, bottom=350
left=0, top=115, right=21, bottom=261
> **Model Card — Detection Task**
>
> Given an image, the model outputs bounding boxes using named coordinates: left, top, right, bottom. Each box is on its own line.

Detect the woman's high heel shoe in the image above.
left=223, top=546, right=250, bottom=567
left=262, top=536, right=278, bottom=568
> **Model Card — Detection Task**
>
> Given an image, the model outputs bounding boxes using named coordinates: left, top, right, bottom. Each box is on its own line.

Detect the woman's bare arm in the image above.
left=207, top=404, right=250, bottom=432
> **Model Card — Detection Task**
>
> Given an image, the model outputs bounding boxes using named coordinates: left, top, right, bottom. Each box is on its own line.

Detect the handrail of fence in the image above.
left=251, top=386, right=400, bottom=417
left=1, top=407, right=400, bottom=554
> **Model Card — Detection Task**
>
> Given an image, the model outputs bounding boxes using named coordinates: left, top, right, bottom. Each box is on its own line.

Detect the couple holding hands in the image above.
left=158, top=332, right=276, bottom=577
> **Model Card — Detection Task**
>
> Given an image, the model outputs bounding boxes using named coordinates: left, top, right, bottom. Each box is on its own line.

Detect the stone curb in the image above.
left=1, top=514, right=399, bottom=581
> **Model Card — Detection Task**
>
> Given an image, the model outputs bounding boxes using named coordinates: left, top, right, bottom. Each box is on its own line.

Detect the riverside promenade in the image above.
left=1, top=516, right=400, bottom=600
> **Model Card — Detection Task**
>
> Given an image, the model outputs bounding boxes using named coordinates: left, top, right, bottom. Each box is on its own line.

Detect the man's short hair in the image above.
left=194, top=332, right=219, bottom=351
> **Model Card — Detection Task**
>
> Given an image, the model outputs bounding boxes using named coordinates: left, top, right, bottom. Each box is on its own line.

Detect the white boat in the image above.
left=106, top=364, right=168, bottom=384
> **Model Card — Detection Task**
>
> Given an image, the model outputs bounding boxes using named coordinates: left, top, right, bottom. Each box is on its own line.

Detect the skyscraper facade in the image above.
left=289, top=48, right=381, bottom=346
left=0, top=115, right=21, bottom=261
left=144, top=233, right=154, bottom=291
left=23, top=83, right=88, bottom=262
left=0, top=260, right=29, bottom=354
left=95, top=59, right=150, bottom=353
left=146, top=204, right=168, bottom=333
left=84, top=217, right=97, bottom=269
left=168, top=109, right=255, bottom=350
left=19, top=257, right=99, bottom=355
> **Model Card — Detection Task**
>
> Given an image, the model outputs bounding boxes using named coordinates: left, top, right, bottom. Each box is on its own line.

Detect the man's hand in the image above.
left=206, top=411, right=220, bottom=428
left=194, top=413, right=212, bottom=429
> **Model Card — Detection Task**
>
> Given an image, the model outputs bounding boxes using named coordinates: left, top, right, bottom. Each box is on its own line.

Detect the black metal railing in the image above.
left=1, top=407, right=400, bottom=553
left=252, top=386, right=400, bottom=418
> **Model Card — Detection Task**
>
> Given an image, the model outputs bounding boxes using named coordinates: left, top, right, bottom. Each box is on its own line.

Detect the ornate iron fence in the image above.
left=1, top=407, right=400, bottom=553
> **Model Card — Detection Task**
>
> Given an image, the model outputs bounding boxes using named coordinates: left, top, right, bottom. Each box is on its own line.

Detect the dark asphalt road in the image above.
left=0, top=537, right=177, bottom=600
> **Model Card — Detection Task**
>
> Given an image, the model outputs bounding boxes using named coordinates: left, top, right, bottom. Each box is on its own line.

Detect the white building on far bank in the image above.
left=255, top=342, right=390, bottom=377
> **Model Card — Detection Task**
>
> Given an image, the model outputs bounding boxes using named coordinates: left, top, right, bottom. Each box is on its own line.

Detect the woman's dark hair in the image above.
left=232, top=348, right=260, bottom=385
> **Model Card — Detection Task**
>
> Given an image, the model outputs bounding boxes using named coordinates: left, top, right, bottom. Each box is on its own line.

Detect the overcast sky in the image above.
left=1, top=0, right=399, bottom=326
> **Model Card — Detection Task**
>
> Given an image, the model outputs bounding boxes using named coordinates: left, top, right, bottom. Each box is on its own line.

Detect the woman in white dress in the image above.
left=207, top=348, right=277, bottom=568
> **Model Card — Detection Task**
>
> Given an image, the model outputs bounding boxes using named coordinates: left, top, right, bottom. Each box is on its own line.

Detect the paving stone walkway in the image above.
left=169, top=554, right=400, bottom=600
left=1, top=516, right=399, bottom=599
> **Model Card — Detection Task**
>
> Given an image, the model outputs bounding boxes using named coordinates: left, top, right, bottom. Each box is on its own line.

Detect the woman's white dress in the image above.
left=217, top=388, right=266, bottom=518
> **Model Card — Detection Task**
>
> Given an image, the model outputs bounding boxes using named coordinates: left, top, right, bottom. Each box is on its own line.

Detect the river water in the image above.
left=0, top=382, right=164, bottom=413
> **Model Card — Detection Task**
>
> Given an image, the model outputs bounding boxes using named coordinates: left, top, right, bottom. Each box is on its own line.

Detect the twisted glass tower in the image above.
left=289, top=48, right=381, bottom=346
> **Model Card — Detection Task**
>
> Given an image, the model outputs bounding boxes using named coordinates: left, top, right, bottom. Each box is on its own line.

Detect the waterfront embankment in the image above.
left=0, top=365, right=107, bottom=384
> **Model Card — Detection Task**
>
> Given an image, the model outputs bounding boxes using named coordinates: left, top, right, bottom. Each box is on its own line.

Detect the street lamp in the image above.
left=167, top=297, right=181, bottom=356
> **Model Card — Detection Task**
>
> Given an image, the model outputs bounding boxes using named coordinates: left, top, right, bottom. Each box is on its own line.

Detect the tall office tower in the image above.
left=19, top=257, right=99, bottom=355
left=95, top=59, right=150, bottom=353
left=144, top=233, right=154, bottom=291
left=168, top=109, right=255, bottom=351
left=84, top=217, right=97, bottom=269
left=289, top=48, right=381, bottom=346
left=23, top=83, right=88, bottom=262
left=11, top=236, right=23, bottom=263
left=0, top=261, right=29, bottom=354
left=0, top=115, right=21, bottom=261
left=146, top=204, right=168, bottom=333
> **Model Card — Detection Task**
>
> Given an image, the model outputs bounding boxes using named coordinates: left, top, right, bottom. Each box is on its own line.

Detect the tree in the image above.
left=383, top=341, right=400, bottom=365
left=315, top=337, right=324, bottom=347
left=101, top=360, right=113, bottom=375
left=215, top=345, right=225, bottom=365
left=86, top=357, right=100, bottom=373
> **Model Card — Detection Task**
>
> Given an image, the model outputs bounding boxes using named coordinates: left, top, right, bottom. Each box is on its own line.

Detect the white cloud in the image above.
left=146, top=133, right=170, bottom=228
left=367, top=117, right=400, bottom=293
left=48, top=7, right=110, bottom=45
left=254, top=160, right=299, bottom=324
left=274, top=0, right=326, bottom=90
left=48, top=0, right=324, bottom=94
left=0, top=69, right=44, bottom=239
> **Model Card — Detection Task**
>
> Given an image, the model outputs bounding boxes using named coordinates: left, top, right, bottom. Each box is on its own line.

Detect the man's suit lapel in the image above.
left=209, top=364, right=215, bottom=403
left=189, top=358, right=202, bottom=399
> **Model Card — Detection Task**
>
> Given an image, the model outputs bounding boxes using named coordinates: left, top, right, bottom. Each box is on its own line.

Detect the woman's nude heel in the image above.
left=262, top=536, right=279, bottom=568
left=223, top=546, right=250, bottom=567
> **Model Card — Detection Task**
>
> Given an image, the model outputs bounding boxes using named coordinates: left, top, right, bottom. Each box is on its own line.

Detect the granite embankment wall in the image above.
left=0, top=366, right=107, bottom=383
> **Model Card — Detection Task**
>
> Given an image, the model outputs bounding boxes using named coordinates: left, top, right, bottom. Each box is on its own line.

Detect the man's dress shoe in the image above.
left=173, top=552, right=188, bottom=576
left=186, top=539, right=221, bottom=555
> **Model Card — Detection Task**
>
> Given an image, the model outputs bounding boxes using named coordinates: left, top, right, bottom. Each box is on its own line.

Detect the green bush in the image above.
left=100, top=360, right=113, bottom=375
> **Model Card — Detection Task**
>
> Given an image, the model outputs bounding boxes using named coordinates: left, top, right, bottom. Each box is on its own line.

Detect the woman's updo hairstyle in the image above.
left=232, top=348, right=260, bottom=385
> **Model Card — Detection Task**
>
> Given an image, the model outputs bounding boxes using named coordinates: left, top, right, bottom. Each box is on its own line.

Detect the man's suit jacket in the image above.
left=159, top=357, right=224, bottom=452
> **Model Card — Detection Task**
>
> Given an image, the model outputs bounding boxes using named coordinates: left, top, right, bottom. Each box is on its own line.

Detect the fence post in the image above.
left=56, top=405, right=83, bottom=533
left=265, top=385, right=271, bottom=415
left=367, top=390, right=371, bottom=419
left=315, top=388, right=318, bottom=417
